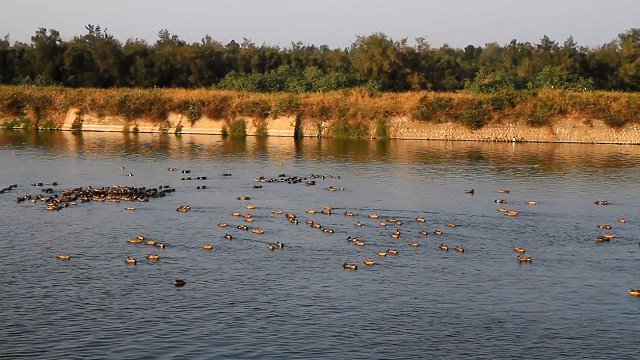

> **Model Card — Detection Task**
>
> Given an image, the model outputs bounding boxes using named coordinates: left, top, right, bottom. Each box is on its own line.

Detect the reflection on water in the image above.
left=1, top=130, right=639, bottom=359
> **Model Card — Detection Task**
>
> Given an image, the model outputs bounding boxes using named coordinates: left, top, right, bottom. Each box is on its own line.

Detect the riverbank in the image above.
left=1, top=86, right=639, bottom=144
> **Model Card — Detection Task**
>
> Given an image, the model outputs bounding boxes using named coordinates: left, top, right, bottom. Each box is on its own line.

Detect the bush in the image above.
left=414, top=96, right=452, bottom=122
left=203, top=95, right=233, bottom=119
left=272, top=95, right=302, bottom=118
left=229, top=118, right=247, bottom=137
left=174, top=98, right=204, bottom=123
left=459, top=108, right=489, bottom=130
left=375, top=118, right=389, bottom=139
left=236, top=98, right=271, bottom=119
left=329, top=119, right=369, bottom=139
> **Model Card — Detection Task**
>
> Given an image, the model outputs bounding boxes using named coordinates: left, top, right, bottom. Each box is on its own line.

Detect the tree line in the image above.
left=0, top=25, right=639, bottom=92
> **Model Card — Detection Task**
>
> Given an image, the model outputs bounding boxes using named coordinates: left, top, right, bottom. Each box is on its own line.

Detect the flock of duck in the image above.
left=4, top=167, right=638, bottom=297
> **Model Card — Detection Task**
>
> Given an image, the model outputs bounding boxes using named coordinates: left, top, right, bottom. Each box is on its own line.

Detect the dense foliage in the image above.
left=1, top=26, right=640, bottom=92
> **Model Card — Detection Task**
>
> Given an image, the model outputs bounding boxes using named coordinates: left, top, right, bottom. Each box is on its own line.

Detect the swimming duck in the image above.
left=526, top=201, right=537, bottom=206
left=202, top=243, right=214, bottom=250
left=498, top=188, right=510, bottom=194
left=514, top=247, right=526, bottom=253
left=244, top=217, right=254, bottom=223
left=391, top=230, right=401, bottom=239
left=251, top=229, right=265, bottom=235
left=465, top=189, right=475, bottom=195
left=124, top=206, right=136, bottom=211
left=516, top=254, right=533, bottom=262
left=272, top=210, right=283, bottom=215
left=355, top=240, right=366, bottom=246
left=306, top=209, right=317, bottom=214
left=224, top=234, right=233, bottom=240
left=410, top=241, right=420, bottom=247
left=594, top=200, right=608, bottom=206
left=446, top=223, right=457, bottom=228
left=420, top=230, right=429, bottom=237
left=378, top=250, right=387, bottom=257
left=356, top=221, right=363, bottom=227
left=597, top=224, right=613, bottom=230
left=344, top=211, right=355, bottom=217
left=363, top=258, right=375, bottom=266
left=628, top=289, right=640, bottom=297
left=602, top=233, right=616, bottom=240
left=595, top=236, right=610, bottom=243
left=125, top=256, right=137, bottom=265
left=218, top=222, right=228, bottom=227
left=455, top=245, right=464, bottom=253
left=174, top=279, right=186, bottom=287
left=145, top=254, right=160, bottom=261
left=275, top=242, right=284, bottom=248
left=56, top=253, right=71, bottom=261
left=245, top=204, right=256, bottom=210
left=387, top=248, right=399, bottom=255
left=231, top=212, right=242, bottom=217
left=497, top=208, right=508, bottom=212
left=312, top=223, right=322, bottom=229
left=237, top=196, right=250, bottom=200
left=495, top=199, right=507, bottom=204
left=439, top=244, right=449, bottom=251
left=238, top=225, right=248, bottom=231
left=323, top=228, right=335, bottom=233
left=416, top=216, right=426, bottom=222
left=434, top=230, right=443, bottom=235
left=154, top=242, right=166, bottom=249
left=505, top=210, right=519, bottom=217
left=145, top=239, right=156, bottom=246
left=619, top=218, right=627, bottom=224
left=379, top=221, right=387, bottom=227
left=128, top=237, right=143, bottom=244
left=368, top=213, right=380, bottom=219
left=343, top=263, right=358, bottom=270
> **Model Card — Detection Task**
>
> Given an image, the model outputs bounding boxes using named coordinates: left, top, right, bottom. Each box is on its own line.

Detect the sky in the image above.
left=2, top=0, right=638, bottom=48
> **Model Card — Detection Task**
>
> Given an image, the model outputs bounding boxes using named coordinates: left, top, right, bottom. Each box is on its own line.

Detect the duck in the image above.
left=343, top=263, right=358, bottom=270
left=355, top=240, right=366, bottom=246
left=173, top=279, right=186, bottom=287
left=245, top=204, right=256, bottom=210
left=378, top=250, right=387, bottom=257
left=56, top=253, right=71, bottom=261
left=602, top=233, right=616, bottom=240
left=597, top=224, right=613, bottom=230
left=434, top=230, right=444, bottom=235
left=495, top=199, right=507, bottom=204
left=514, top=247, right=526, bottom=253
left=465, top=189, right=475, bottom=195
left=415, top=216, right=426, bottom=223
left=387, top=248, right=399, bottom=255
left=275, top=242, right=284, bottom=248
left=439, top=244, right=449, bottom=251
left=231, top=211, right=242, bottom=217
left=410, top=241, right=420, bottom=247
left=237, top=225, right=248, bottom=231
left=516, top=254, right=533, bottom=262
left=628, top=289, right=640, bottom=297
left=498, top=188, right=510, bottom=193
left=420, top=230, right=429, bottom=237
left=125, top=256, right=137, bottom=265
left=145, top=254, right=160, bottom=261
left=218, top=222, right=228, bottom=227
left=497, top=208, right=508, bottom=212
left=505, top=210, right=519, bottom=217
left=271, top=210, right=283, bottom=215
left=446, top=223, right=457, bottom=228
left=391, top=230, right=401, bottom=239
left=363, top=259, right=375, bottom=266
left=455, top=245, right=464, bottom=253
left=356, top=221, right=363, bottom=227
left=368, top=213, right=380, bottom=219
left=251, top=229, right=265, bottom=235
left=379, top=221, right=387, bottom=227
left=619, top=218, right=627, bottom=224
left=312, top=223, right=322, bottom=229
left=145, top=239, right=156, bottom=246
left=202, top=243, right=214, bottom=251
left=127, top=237, right=143, bottom=244
left=526, top=201, right=537, bottom=206
left=595, top=236, right=610, bottom=243
left=306, top=209, right=317, bottom=214
left=344, top=211, right=355, bottom=217
left=224, top=234, right=233, bottom=240
left=154, top=242, right=166, bottom=249
left=244, top=217, right=255, bottom=223
left=323, top=228, right=334, bottom=234
left=124, top=206, right=136, bottom=211
left=305, top=219, right=314, bottom=225
left=594, top=200, right=609, bottom=206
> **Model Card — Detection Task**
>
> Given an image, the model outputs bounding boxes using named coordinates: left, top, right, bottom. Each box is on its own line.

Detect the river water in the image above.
left=1, top=131, right=639, bottom=359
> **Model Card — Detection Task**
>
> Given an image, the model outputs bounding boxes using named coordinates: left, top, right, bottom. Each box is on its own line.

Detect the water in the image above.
left=1, top=131, right=639, bottom=359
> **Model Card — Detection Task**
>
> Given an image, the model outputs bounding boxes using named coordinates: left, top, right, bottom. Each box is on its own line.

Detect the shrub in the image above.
left=459, top=108, right=489, bottom=130
left=272, top=95, right=302, bottom=118
left=203, top=95, right=233, bottom=119
left=375, top=118, right=390, bottom=139
left=236, top=98, right=271, bottom=119
left=174, top=98, right=204, bottom=123
left=229, top=118, right=247, bottom=137
left=174, top=122, right=183, bottom=135
left=329, top=119, right=369, bottom=139
left=414, top=96, right=453, bottom=122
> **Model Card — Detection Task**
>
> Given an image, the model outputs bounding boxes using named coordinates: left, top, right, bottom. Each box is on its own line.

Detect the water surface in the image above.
left=1, top=131, right=639, bottom=359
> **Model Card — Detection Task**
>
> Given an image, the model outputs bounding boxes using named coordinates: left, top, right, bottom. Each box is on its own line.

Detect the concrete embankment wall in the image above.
left=53, top=108, right=640, bottom=144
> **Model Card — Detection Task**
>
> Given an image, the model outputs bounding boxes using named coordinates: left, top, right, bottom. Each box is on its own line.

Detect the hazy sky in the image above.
left=2, top=0, right=638, bottom=48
